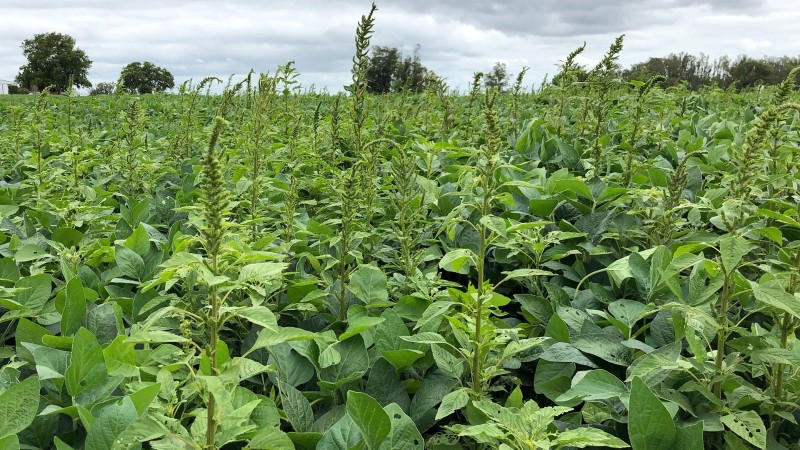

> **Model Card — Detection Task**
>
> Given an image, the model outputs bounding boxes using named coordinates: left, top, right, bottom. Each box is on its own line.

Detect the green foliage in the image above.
left=3, top=8, right=800, bottom=450
left=485, top=61, right=510, bottom=91
left=120, top=61, right=175, bottom=94
left=15, top=32, right=92, bottom=91
left=89, top=82, right=116, bottom=96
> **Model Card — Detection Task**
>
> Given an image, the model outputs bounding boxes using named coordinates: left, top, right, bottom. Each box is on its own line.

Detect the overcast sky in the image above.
left=2, top=0, right=799, bottom=93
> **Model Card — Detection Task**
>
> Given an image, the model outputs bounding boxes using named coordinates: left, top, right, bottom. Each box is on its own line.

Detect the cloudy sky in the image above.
left=1, top=0, right=798, bottom=93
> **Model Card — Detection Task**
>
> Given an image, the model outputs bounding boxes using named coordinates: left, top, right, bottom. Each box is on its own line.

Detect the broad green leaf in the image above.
left=500, top=268, right=553, bottom=283
left=250, top=426, right=295, bottom=450
left=752, top=281, right=800, bottom=320
left=346, top=391, right=391, bottom=450
left=366, top=358, right=410, bottom=411
left=431, top=345, right=465, bottom=380
left=721, top=411, right=766, bottom=449
left=438, top=249, right=474, bottom=275
left=380, top=349, right=424, bottom=372
left=234, top=306, right=279, bottom=329
left=629, top=377, right=676, bottom=450
left=317, top=414, right=362, bottom=450
left=238, top=262, right=287, bottom=282
left=719, top=235, right=753, bottom=274
left=435, top=388, right=470, bottom=420
left=379, top=403, right=424, bottom=450
left=349, top=265, right=389, bottom=306
left=14, top=244, right=48, bottom=263
left=0, top=376, right=40, bottom=439
left=0, top=435, right=19, bottom=450
left=61, top=277, right=87, bottom=336
left=129, top=383, right=161, bottom=416
left=340, top=316, right=384, bottom=341
left=539, top=342, right=598, bottom=368
left=400, top=332, right=448, bottom=345
left=66, top=328, right=108, bottom=397
left=123, top=224, right=150, bottom=255
left=556, top=370, right=627, bottom=403
left=554, top=427, right=629, bottom=448
left=674, top=422, right=704, bottom=450
left=84, top=397, right=138, bottom=450
left=279, top=380, right=313, bottom=433
left=247, top=327, right=316, bottom=354
left=115, top=245, right=145, bottom=281
left=15, top=273, right=51, bottom=312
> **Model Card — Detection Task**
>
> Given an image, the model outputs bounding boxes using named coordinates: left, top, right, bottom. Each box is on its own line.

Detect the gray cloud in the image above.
left=0, top=0, right=796, bottom=93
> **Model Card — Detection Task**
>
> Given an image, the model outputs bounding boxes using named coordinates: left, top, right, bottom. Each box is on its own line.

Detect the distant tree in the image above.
left=15, top=32, right=92, bottom=92
left=728, top=57, right=773, bottom=88
left=366, top=46, right=400, bottom=93
left=120, top=61, right=175, bottom=94
left=89, top=82, right=116, bottom=95
left=365, top=44, right=433, bottom=94
left=484, top=62, right=509, bottom=91
left=394, top=45, right=430, bottom=92
left=8, top=85, right=29, bottom=95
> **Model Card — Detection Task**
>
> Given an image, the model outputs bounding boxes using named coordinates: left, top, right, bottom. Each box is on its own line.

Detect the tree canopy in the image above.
left=120, top=61, right=175, bottom=94
left=365, top=45, right=433, bottom=94
left=484, top=62, right=509, bottom=91
left=15, top=32, right=92, bottom=92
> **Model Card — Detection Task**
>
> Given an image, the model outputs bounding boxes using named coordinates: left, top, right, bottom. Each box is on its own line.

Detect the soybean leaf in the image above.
left=279, top=380, right=313, bottom=433
left=349, top=265, right=389, bottom=306
left=84, top=397, right=138, bottom=450
left=629, top=377, right=676, bottom=450
left=721, top=411, right=766, bottom=449
left=379, top=403, right=424, bottom=450
left=61, top=277, right=87, bottom=336
left=0, top=376, right=40, bottom=439
left=346, top=391, right=391, bottom=449
left=65, top=328, right=108, bottom=397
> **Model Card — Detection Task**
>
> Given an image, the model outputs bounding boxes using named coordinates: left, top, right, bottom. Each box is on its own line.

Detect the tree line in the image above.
left=621, top=53, right=800, bottom=90
left=11, top=32, right=175, bottom=95
left=9, top=32, right=800, bottom=95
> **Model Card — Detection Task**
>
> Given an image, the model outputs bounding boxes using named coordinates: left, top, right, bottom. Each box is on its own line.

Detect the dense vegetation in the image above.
left=1, top=7, right=800, bottom=450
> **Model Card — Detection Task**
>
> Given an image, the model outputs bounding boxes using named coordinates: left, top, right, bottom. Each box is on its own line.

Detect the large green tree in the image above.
left=365, top=45, right=433, bottom=94
left=484, top=62, right=509, bottom=91
left=15, top=32, right=92, bottom=92
left=120, top=61, right=175, bottom=94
